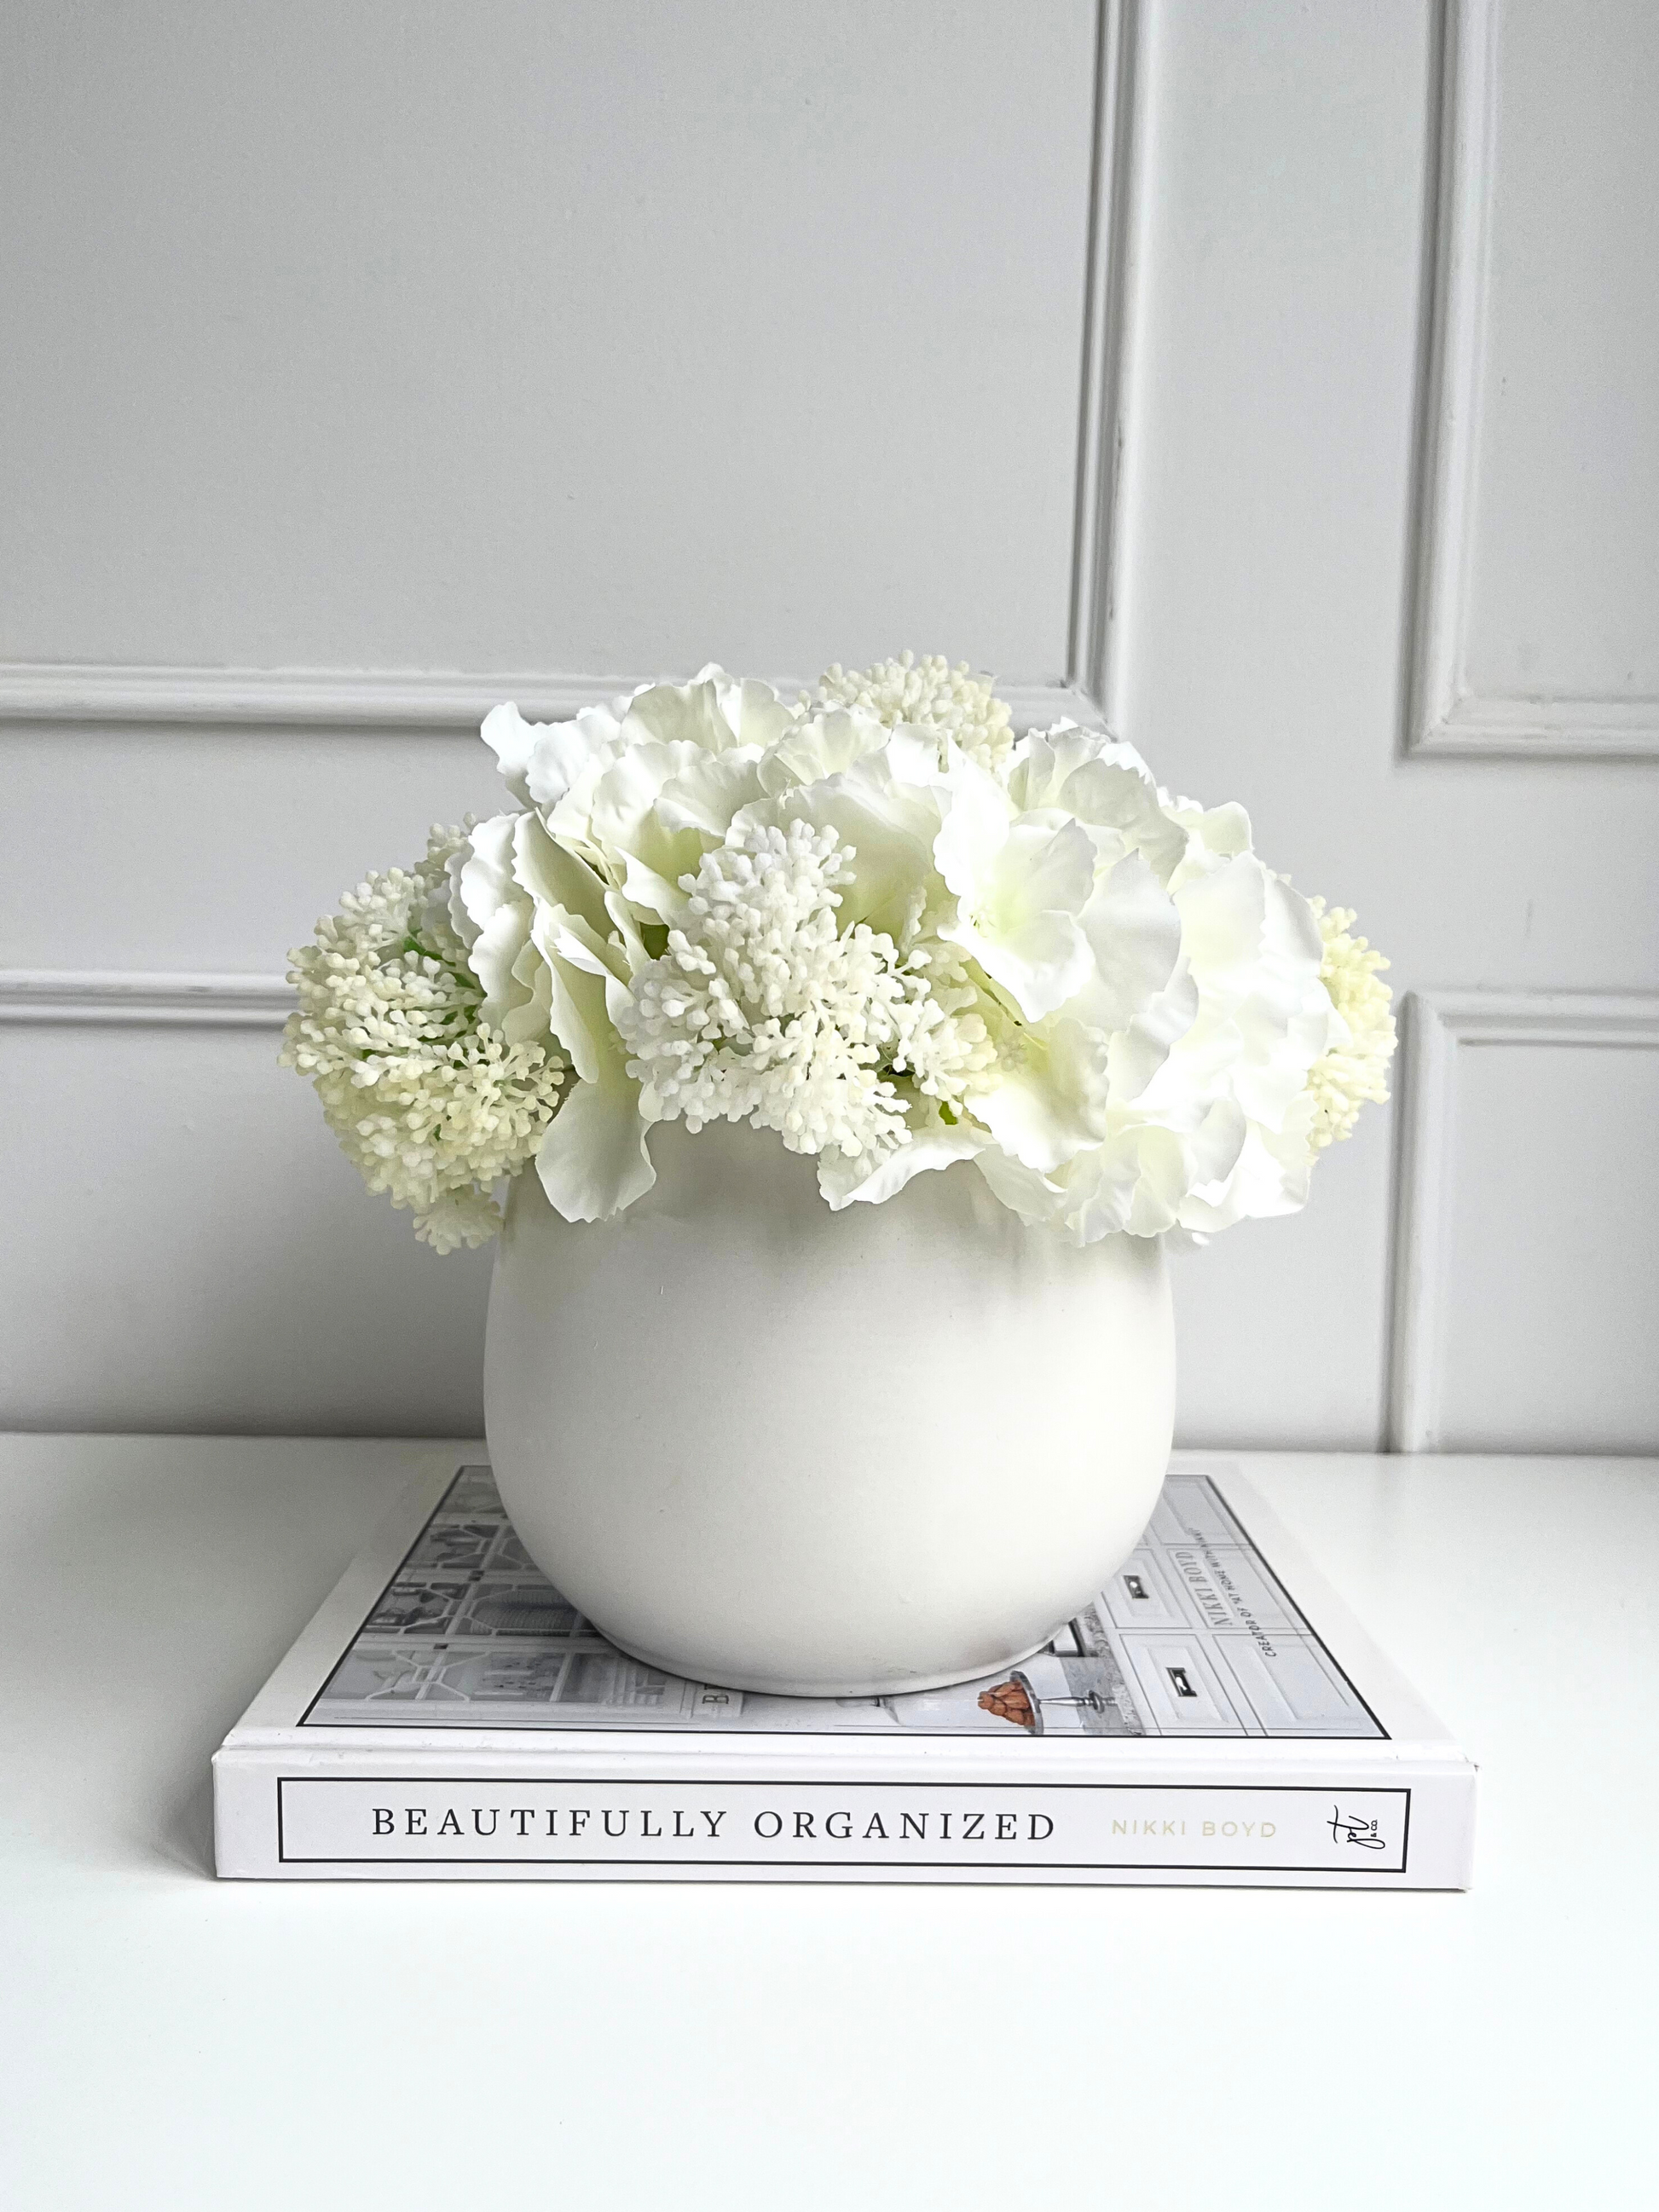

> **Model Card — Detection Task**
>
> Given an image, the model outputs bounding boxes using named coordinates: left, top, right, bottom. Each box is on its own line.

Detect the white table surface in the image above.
left=1, top=1437, right=1654, bottom=2210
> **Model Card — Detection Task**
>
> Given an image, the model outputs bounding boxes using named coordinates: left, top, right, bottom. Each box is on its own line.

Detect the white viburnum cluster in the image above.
left=811, top=652, right=1014, bottom=773
left=280, top=826, right=567, bottom=1250
left=614, top=819, right=994, bottom=1170
left=1305, top=899, right=1396, bottom=1149
left=284, top=658, right=1396, bottom=1246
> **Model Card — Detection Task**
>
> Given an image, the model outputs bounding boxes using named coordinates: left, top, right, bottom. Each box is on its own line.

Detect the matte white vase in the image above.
left=485, top=1119, right=1175, bottom=1697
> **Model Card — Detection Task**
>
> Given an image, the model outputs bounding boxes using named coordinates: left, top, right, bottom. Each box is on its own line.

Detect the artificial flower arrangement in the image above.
left=282, top=655, right=1395, bottom=1252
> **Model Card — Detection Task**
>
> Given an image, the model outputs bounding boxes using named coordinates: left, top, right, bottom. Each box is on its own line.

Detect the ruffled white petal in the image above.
left=533, top=1069, right=656, bottom=1223
left=817, top=1099, right=989, bottom=1210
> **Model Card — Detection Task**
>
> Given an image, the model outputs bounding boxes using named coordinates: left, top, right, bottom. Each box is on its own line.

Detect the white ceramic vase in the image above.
left=484, top=1120, right=1175, bottom=1697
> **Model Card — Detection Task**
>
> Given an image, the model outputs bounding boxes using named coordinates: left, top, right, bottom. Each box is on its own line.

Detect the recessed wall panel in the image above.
left=0, top=1, right=1095, bottom=681
left=1462, top=3, right=1659, bottom=711
left=1171, top=1110, right=1393, bottom=1453
left=1436, top=1040, right=1659, bottom=1451
left=1, top=728, right=511, bottom=973
left=1, top=1024, right=491, bottom=1433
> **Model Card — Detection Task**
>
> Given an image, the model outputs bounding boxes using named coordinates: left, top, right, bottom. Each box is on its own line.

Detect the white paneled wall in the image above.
left=1390, top=995, right=1659, bottom=1454
left=3, top=0, right=1656, bottom=1447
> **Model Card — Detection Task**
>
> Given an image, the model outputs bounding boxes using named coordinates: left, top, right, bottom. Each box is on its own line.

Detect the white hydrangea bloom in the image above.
left=280, top=827, right=566, bottom=1250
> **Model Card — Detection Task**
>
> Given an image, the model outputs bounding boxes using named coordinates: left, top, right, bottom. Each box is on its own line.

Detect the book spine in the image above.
left=214, top=1755, right=1475, bottom=1887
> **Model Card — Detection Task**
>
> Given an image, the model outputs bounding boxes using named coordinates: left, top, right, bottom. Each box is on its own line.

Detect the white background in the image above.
left=3, top=0, right=1656, bottom=1447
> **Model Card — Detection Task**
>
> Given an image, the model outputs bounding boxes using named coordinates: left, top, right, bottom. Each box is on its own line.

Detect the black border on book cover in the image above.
left=275, top=1776, right=1413, bottom=1875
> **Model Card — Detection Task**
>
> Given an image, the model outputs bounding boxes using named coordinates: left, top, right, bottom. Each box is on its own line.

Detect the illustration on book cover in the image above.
left=304, top=1466, right=1384, bottom=1741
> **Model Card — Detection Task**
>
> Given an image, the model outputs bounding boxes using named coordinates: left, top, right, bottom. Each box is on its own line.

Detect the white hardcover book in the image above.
left=214, top=1458, right=1475, bottom=1888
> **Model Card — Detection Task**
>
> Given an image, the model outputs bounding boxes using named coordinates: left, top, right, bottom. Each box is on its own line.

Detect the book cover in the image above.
left=214, top=1458, right=1475, bottom=1887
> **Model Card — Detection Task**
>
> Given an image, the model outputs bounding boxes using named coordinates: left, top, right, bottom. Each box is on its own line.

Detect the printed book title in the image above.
left=272, top=1778, right=1373, bottom=1872
left=371, top=1803, right=1084, bottom=1845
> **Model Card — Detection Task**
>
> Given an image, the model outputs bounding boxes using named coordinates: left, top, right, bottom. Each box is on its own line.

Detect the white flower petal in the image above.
left=511, top=813, right=612, bottom=940
left=1178, top=1098, right=1315, bottom=1233
left=624, top=669, right=794, bottom=756
left=1049, top=1137, right=1143, bottom=1244
left=1186, top=1096, right=1248, bottom=1190
left=1004, top=721, right=1102, bottom=809
left=454, top=813, right=536, bottom=1027
left=758, top=707, right=887, bottom=795
left=534, top=944, right=607, bottom=1084
left=971, top=1023, right=1103, bottom=1174
left=933, top=761, right=1014, bottom=904
left=1105, top=965, right=1200, bottom=1100
left=452, top=810, right=517, bottom=941
left=654, top=748, right=767, bottom=838
left=963, top=907, right=1091, bottom=1024
left=818, top=1101, right=987, bottom=1210
left=1013, top=728, right=1188, bottom=884
left=973, top=1144, right=1068, bottom=1228
left=1175, top=851, right=1267, bottom=981
left=545, top=739, right=711, bottom=921
left=885, top=721, right=955, bottom=787
left=533, top=904, right=628, bottom=988
left=1169, top=798, right=1253, bottom=863
left=1001, top=815, right=1095, bottom=919
left=1077, top=852, right=1182, bottom=1031
left=522, top=702, right=627, bottom=813
left=937, top=800, right=1097, bottom=1022
left=1050, top=1123, right=1189, bottom=1243
left=1122, top=1127, right=1190, bottom=1237
left=501, top=933, right=555, bottom=1046
left=478, top=702, right=543, bottom=807
left=534, top=1076, right=656, bottom=1223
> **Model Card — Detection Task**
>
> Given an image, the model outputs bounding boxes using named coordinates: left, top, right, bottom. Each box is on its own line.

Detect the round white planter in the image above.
left=485, top=1121, right=1174, bottom=1697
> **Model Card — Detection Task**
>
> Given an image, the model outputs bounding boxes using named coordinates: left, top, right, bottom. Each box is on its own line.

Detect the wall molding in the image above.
left=1402, top=0, right=1659, bottom=762
left=0, top=660, right=1102, bottom=736
left=0, top=970, right=293, bottom=1027
left=1068, top=0, right=1141, bottom=725
left=1386, top=987, right=1659, bottom=1450
left=1412, top=690, right=1659, bottom=760
left=0, top=663, right=644, bottom=731
left=1402, top=0, right=1499, bottom=759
